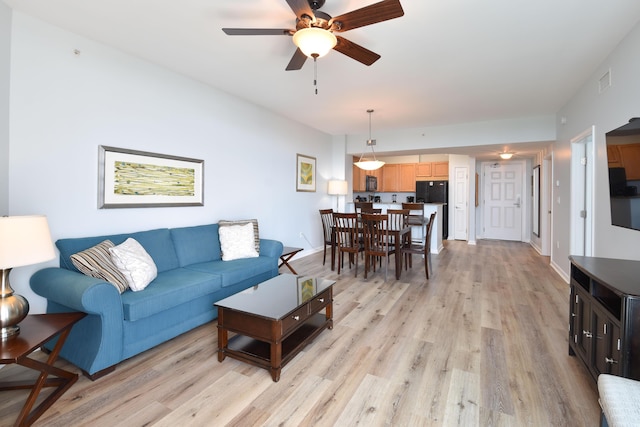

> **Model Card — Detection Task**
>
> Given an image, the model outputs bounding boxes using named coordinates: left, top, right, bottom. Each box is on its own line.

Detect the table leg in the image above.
left=279, top=253, right=298, bottom=275
left=217, top=310, right=227, bottom=362
left=331, top=231, right=336, bottom=271
left=8, top=326, right=78, bottom=427
left=270, top=342, right=282, bottom=382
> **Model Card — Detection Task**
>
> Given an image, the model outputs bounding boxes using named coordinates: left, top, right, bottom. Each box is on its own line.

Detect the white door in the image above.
left=483, top=162, right=523, bottom=241
left=453, top=166, right=468, bottom=240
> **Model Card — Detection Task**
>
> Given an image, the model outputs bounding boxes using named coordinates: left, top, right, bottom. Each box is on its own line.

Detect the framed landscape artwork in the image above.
left=296, top=154, right=316, bottom=192
left=98, top=145, right=204, bottom=208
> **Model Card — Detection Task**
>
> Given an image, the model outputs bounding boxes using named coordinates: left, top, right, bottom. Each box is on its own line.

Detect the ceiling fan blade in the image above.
left=286, top=0, right=315, bottom=20
left=286, top=48, right=308, bottom=71
left=333, top=35, right=380, bottom=66
left=222, top=28, right=293, bottom=36
left=330, top=0, right=404, bottom=32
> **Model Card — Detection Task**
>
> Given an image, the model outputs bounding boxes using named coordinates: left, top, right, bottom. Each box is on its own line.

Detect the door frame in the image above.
left=570, top=127, right=595, bottom=256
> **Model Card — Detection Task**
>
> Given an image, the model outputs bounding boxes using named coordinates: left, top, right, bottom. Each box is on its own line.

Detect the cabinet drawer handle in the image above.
left=318, top=298, right=324, bottom=303
left=583, top=330, right=592, bottom=338
left=292, top=315, right=300, bottom=321
left=605, top=357, right=618, bottom=364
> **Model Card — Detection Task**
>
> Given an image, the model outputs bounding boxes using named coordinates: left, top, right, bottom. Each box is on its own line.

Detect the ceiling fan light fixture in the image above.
left=499, top=152, right=514, bottom=160
left=292, top=27, right=337, bottom=58
left=355, top=110, right=385, bottom=171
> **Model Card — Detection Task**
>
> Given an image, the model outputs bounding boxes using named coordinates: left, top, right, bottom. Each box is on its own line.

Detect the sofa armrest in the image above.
left=30, top=267, right=125, bottom=375
left=259, top=239, right=284, bottom=259
left=30, top=268, right=123, bottom=315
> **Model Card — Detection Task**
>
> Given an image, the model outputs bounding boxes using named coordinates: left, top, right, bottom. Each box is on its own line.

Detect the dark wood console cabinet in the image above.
left=569, top=256, right=640, bottom=382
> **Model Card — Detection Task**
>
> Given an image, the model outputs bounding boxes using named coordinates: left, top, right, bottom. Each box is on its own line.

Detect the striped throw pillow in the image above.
left=218, top=219, right=260, bottom=254
left=71, top=240, right=129, bottom=293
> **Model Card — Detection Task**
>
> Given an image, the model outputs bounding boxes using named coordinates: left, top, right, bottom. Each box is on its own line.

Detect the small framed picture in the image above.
left=296, top=154, right=316, bottom=192
left=98, top=145, right=204, bottom=208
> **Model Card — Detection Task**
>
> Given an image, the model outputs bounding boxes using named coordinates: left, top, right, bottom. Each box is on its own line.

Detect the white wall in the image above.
left=0, top=2, right=10, bottom=215
left=345, top=115, right=557, bottom=156
left=7, top=12, right=334, bottom=313
left=554, top=20, right=640, bottom=275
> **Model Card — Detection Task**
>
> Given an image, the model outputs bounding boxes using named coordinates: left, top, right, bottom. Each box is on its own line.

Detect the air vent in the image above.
left=599, top=69, right=611, bottom=93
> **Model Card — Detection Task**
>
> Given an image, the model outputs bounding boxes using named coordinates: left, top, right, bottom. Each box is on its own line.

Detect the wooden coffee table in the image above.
left=215, top=274, right=334, bottom=382
left=0, top=312, right=85, bottom=427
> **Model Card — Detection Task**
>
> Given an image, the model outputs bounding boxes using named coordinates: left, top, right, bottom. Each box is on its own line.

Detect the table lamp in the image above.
left=0, top=215, right=56, bottom=340
left=328, top=180, right=348, bottom=212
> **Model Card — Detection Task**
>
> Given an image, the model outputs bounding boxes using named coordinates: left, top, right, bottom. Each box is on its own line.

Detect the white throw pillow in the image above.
left=219, top=222, right=260, bottom=261
left=109, top=238, right=158, bottom=291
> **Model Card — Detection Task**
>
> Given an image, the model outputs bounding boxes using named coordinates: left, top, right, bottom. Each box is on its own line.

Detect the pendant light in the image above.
left=354, top=109, right=385, bottom=171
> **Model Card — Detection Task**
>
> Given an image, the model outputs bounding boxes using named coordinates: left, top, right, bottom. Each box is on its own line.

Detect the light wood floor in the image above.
left=0, top=240, right=600, bottom=426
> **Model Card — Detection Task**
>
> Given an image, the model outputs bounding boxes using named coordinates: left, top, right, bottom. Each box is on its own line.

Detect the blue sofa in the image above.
left=30, top=223, right=283, bottom=380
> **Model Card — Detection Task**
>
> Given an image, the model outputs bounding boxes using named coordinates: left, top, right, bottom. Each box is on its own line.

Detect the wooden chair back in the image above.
left=361, top=213, right=393, bottom=280
left=333, top=212, right=364, bottom=276
left=360, top=207, right=382, bottom=214
left=387, top=209, right=410, bottom=230
left=319, top=209, right=334, bottom=243
left=319, top=209, right=334, bottom=266
left=354, top=202, right=373, bottom=215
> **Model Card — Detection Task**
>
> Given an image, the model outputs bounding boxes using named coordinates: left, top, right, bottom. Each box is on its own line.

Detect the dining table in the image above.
left=329, top=220, right=411, bottom=280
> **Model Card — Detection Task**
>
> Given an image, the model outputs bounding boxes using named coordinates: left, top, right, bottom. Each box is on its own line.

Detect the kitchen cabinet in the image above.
left=381, top=164, right=416, bottom=192
left=416, top=162, right=448, bottom=180
left=416, top=163, right=432, bottom=177
left=433, top=162, right=449, bottom=178
left=568, top=256, right=640, bottom=382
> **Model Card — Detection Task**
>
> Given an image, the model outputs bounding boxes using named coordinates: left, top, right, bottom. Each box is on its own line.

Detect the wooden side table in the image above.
left=278, top=246, right=303, bottom=275
left=0, top=312, right=85, bottom=427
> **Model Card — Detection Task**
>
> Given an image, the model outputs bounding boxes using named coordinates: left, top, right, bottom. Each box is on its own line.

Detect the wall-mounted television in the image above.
left=606, top=118, right=640, bottom=231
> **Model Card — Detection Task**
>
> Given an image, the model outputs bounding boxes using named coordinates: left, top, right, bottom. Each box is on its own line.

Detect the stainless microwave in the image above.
left=365, top=175, right=378, bottom=192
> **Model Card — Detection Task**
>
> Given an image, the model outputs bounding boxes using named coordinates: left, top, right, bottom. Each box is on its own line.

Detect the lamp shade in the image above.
left=354, top=160, right=385, bottom=171
left=292, top=27, right=337, bottom=58
left=328, top=180, right=348, bottom=195
left=0, top=215, right=56, bottom=269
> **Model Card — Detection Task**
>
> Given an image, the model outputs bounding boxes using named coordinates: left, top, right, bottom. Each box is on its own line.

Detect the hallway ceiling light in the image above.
left=354, top=109, right=385, bottom=171
left=499, top=152, right=514, bottom=160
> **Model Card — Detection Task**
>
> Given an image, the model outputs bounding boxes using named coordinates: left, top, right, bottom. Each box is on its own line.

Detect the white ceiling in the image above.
left=5, top=0, right=640, bottom=159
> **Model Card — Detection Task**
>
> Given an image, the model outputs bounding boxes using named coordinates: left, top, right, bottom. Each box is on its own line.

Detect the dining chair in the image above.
left=403, top=212, right=436, bottom=279
left=319, top=209, right=334, bottom=266
left=387, top=208, right=410, bottom=248
left=402, top=203, right=427, bottom=244
left=360, top=207, right=382, bottom=214
left=354, top=202, right=373, bottom=215
left=333, top=212, right=364, bottom=277
left=361, top=213, right=395, bottom=281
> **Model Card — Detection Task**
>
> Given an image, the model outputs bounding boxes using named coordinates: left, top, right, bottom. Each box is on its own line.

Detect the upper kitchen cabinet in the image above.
left=417, top=161, right=449, bottom=180
left=381, top=164, right=416, bottom=192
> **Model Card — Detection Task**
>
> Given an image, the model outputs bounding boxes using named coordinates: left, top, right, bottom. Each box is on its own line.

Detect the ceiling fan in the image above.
left=222, top=0, right=404, bottom=71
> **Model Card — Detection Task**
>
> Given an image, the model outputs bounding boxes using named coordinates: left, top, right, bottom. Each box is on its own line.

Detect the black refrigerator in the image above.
left=415, top=181, right=448, bottom=239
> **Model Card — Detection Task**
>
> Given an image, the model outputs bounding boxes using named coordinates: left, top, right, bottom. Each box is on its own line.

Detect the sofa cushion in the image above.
left=109, top=238, right=158, bottom=291
left=170, top=224, right=221, bottom=266
left=219, top=219, right=260, bottom=253
left=70, top=240, right=129, bottom=293
left=57, top=228, right=179, bottom=273
left=219, top=222, right=259, bottom=261
left=121, top=268, right=222, bottom=321
left=186, top=256, right=275, bottom=288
